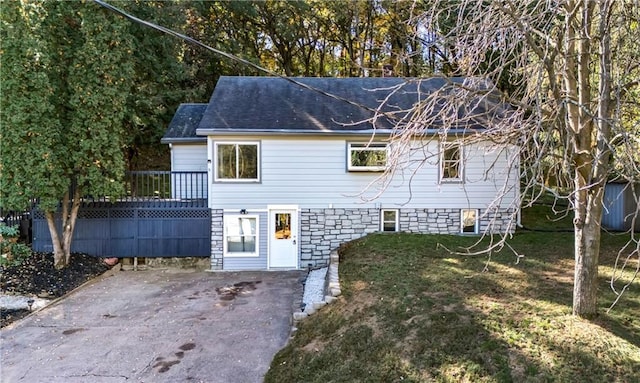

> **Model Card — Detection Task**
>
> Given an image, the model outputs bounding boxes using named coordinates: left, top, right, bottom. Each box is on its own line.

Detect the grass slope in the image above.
left=266, top=207, right=639, bottom=382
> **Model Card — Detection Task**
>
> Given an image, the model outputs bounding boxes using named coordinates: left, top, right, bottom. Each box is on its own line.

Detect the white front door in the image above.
left=268, top=207, right=298, bottom=268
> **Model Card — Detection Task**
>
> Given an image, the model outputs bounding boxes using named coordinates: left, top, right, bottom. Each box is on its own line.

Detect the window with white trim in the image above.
left=215, top=142, right=259, bottom=181
left=440, top=142, right=462, bottom=182
left=224, top=215, right=259, bottom=257
left=381, top=209, right=399, bottom=232
left=460, top=209, right=479, bottom=234
left=348, top=142, right=388, bottom=172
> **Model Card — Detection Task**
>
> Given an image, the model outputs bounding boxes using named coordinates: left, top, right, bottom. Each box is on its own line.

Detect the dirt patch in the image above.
left=302, top=338, right=327, bottom=353
left=422, top=291, right=449, bottom=299
left=508, top=350, right=527, bottom=381
left=332, top=301, right=385, bottom=340
left=336, top=290, right=377, bottom=317
left=442, top=303, right=458, bottom=312
left=350, top=280, right=369, bottom=291
left=403, top=314, right=429, bottom=326
left=359, top=315, right=384, bottom=338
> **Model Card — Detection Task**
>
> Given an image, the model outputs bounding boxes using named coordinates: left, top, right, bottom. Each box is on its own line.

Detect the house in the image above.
left=163, top=76, right=520, bottom=271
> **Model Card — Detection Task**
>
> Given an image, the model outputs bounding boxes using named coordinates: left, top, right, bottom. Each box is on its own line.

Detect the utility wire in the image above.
left=93, top=0, right=395, bottom=120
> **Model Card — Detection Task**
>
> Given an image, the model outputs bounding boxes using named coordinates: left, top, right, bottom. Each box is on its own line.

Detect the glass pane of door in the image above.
left=274, top=213, right=291, bottom=239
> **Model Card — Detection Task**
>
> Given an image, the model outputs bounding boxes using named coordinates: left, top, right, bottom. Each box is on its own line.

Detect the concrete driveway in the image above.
left=0, top=269, right=304, bottom=383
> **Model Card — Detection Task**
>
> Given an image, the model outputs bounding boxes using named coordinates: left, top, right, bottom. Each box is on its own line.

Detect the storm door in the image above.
left=268, top=207, right=298, bottom=268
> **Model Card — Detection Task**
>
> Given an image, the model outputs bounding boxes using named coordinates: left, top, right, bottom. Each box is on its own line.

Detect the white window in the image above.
left=440, top=142, right=463, bottom=182
left=348, top=143, right=388, bottom=172
left=224, top=215, right=259, bottom=257
left=215, top=142, right=260, bottom=182
left=381, top=209, right=399, bottom=232
left=461, top=209, right=479, bottom=234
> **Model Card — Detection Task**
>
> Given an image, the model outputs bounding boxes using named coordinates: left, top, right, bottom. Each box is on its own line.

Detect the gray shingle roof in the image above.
left=161, top=103, right=208, bottom=143
left=197, top=76, right=502, bottom=135
left=161, top=77, right=508, bottom=140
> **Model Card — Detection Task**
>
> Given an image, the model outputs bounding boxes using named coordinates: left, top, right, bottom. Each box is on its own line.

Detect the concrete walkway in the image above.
left=0, top=269, right=304, bottom=383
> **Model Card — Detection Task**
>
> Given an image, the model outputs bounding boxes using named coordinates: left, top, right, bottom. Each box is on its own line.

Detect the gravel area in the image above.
left=302, top=267, right=327, bottom=308
left=0, top=295, right=50, bottom=311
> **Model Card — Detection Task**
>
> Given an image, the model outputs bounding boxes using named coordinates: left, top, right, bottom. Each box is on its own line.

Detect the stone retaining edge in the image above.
left=292, top=250, right=341, bottom=325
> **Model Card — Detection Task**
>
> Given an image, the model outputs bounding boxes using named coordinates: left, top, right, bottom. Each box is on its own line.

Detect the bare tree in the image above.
left=377, top=0, right=639, bottom=318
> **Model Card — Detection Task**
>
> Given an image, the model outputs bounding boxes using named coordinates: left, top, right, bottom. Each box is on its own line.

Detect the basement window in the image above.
left=381, top=209, right=399, bottom=232
left=224, top=215, right=259, bottom=257
left=460, top=209, right=479, bottom=234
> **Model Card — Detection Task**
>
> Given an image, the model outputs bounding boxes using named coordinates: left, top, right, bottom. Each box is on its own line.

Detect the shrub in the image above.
left=0, top=240, right=32, bottom=267
left=0, top=223, right=19, bottom=239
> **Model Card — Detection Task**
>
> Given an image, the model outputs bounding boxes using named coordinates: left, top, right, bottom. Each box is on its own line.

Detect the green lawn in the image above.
left=266, top=206, right=640, bottom=382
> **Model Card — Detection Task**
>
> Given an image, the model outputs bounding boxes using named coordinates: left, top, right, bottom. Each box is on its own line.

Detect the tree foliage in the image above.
left=1, top=0, right=209, bottom=267
left=1, top=0, right=134, bottom=268
left=180, top=0, right=436, bottom=79
left=113, top=1, right=197, bottom=169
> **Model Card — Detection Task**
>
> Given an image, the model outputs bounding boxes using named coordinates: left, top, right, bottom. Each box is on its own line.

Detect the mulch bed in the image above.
left=1, top=252, right=111, bottom=328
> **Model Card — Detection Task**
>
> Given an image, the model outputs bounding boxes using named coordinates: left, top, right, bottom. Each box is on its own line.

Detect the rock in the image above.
left=312, top=301, right=327, bottom=310
left=293, top=311, right=308, bottom=321
left=102, top=257, right=119, bottom=266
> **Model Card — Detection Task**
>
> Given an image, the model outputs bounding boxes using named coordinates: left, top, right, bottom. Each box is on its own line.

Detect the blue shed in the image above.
left=602, top=182, right=640, bottom=232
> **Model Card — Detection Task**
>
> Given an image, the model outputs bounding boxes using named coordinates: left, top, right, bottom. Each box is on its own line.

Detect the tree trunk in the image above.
left=44, top=188, right=82, bottom=269
left=563, top=0, right=605, bottom=318
left=572, top=0, right=613, bottom=318
left=45, top=211, right=65, bottom=268
left=573, top=185, right=604, bottom=317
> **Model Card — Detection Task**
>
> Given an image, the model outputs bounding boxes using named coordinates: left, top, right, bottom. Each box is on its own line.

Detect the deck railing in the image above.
left=2, top=171, right=209, bottom=218
left=126, top=171, right=208, bottom=200
left=78, top=171, right=208, bottom=207
left=0, top=209, right=28, bottom=228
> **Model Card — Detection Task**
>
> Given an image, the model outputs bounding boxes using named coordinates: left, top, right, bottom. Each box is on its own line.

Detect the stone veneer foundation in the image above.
left=210, top=209, right=224, bottom=270
left=210, top=207, right=515, bottom=270
left=300, top=208, right=381, bottom=268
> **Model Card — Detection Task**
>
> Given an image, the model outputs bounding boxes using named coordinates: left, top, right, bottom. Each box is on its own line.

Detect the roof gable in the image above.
left=161, top=103, right=208, bottom=143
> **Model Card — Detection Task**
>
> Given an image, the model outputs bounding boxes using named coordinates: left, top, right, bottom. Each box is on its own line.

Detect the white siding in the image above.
left=207, top=136, right=519, bottom=212
left=170, top=144, right=207, bottom=199
left=171, top=144, right=208, bottom=171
